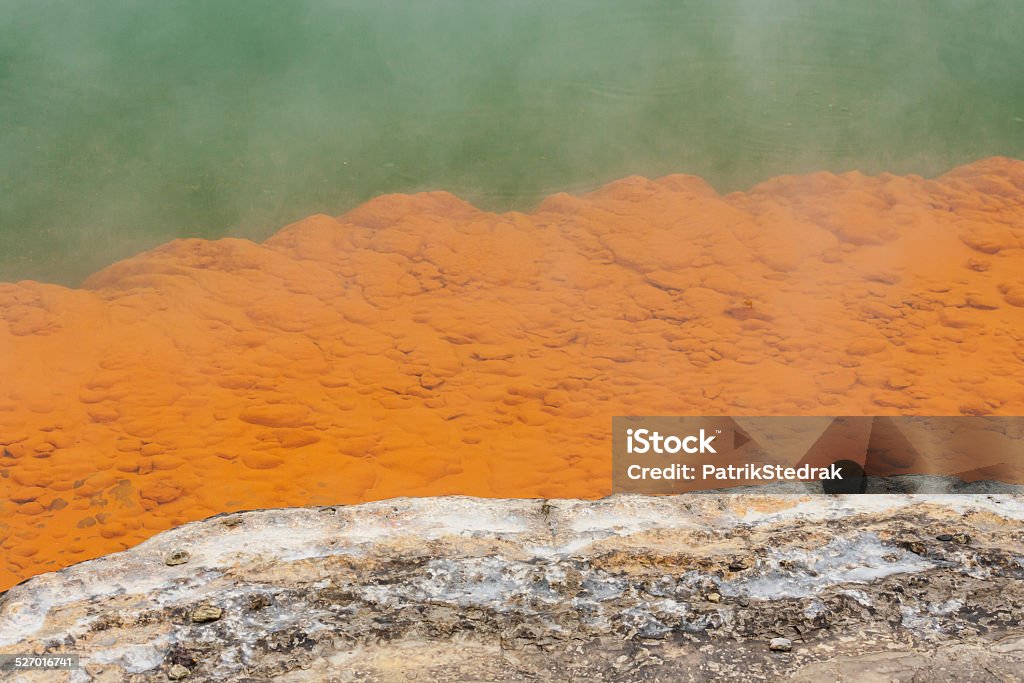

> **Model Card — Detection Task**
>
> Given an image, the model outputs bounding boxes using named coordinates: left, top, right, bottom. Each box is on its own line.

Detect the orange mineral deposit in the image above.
left=2, top=157, right=1024, bottom=590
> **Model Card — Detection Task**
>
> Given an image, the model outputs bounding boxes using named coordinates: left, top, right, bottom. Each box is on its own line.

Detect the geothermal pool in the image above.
left=3, top=1, right=1024, bottom=284
left=2, top=0, right=1024, bottom=603
left=2, top=158, right=1024, bottom=590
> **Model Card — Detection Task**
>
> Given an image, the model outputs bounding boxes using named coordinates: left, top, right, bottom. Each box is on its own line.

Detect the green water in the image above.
left=2, top=1, right=1023, bottom=284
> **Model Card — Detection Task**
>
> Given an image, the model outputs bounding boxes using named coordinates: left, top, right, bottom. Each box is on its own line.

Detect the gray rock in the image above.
left=770, top=637, right=793, bottom=652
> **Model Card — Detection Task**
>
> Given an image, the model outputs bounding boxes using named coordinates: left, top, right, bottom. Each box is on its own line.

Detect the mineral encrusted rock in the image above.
left=1, top=494, right=1023, bottom=682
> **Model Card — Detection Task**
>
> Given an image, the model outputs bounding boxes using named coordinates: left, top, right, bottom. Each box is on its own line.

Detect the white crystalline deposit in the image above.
left=1, top=493, right=1023, bottom=682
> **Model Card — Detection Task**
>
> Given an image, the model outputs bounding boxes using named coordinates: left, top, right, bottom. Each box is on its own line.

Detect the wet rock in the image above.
left=938, top=530, right=974, bottom=546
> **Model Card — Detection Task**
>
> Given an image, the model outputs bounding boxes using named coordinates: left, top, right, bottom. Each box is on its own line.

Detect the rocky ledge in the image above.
left=1, top=494, right=1023, bottom=682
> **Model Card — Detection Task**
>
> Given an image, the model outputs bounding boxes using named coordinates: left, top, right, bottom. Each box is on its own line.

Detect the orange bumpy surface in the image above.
left=2, top=158, right=1024, bottom=589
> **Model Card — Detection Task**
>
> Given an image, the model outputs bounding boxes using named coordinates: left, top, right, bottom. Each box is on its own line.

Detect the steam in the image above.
left=1, top=0, right=1022, bottom=284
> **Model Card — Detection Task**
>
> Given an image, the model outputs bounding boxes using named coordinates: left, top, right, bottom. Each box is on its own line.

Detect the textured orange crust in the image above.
left=2, top=158, right=1024, bottom=589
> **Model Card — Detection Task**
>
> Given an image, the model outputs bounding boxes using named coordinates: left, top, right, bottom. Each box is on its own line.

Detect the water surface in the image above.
left=2, top=0, right=1023, bottom=283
